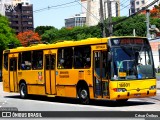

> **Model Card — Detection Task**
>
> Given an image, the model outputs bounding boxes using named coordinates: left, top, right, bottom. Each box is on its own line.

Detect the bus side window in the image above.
left=21, top=51, right=31, bottom=70
left=3, top=53, right=8, bottom=70
left=58, top=48, right=73, bottom=69
left=74, top=46, right=91, bottom=69
left=32, top=50, right=43, bottom=70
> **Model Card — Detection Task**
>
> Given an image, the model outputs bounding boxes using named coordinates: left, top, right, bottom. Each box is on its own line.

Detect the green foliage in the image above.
left=0, top=15, right=20, bottom=51
left=0, top=14, right=20, bottom=68
left=35, top=14, right=160, bottom=44
left=112, top=14, right=160, bottom=37
left=38, top=25, right=101, bottom=43
left=150, top=17, right=160, bottom=29
left=41, top=27, right=58, bottom=43
left=112, top=15, right=146, bottom=36
left=35, top=26, right=55, bottom=36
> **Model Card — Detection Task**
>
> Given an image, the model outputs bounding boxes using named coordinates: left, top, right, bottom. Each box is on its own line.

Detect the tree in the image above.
left=150, top=4, right=160, bottom=18
left=35, top=26, right=55, bottom=36
left=41, top=27, right=58, bottom=43
left=0, top=15, right=20, bottom=50
left=0, top=14, right=20, bottom=68
left=112, top=15, right=147, bottom=36
left=17, top=30, right=41, bottom=46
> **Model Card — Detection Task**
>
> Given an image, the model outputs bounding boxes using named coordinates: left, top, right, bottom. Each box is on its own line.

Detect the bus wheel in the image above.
left=20, top=83, right=28, bottom=99
left=116, top=99, right=128, bottom=103
left=78, top=87, right=90, bottom=104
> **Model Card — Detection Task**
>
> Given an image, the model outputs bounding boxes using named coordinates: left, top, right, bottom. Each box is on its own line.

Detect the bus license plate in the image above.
left=134, top=93, right=141, bottom=97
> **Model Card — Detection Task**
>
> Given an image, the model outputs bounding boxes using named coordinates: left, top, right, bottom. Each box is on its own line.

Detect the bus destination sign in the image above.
left=111, top=38, right=146, bottom=46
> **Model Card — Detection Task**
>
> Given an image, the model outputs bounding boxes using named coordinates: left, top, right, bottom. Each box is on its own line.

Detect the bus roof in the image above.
left=4, top=37, right=108, bottom=53
left=4, top=36, right=147, bottom=53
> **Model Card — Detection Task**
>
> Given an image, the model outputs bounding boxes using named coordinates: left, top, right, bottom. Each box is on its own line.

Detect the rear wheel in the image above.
left=78, top=87, right=90, bottom=104
left=20, top=83, right=28, bottom=99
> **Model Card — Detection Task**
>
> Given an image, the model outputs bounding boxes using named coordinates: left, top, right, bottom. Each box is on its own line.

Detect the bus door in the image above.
left=44, top=50, right=56, bottom=95
left=9, top=56, right=18, bottom=92
left=93, top=51, right=109, bottom=98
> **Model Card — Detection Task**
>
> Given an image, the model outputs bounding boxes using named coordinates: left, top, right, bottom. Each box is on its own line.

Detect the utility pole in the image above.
left=146, top=9, right=151, bottom=39
left=107, top=0, right=112, bottom=36
left=86, top=0, right=91, bottom=26
left=99, top=0, right=106, bottom=37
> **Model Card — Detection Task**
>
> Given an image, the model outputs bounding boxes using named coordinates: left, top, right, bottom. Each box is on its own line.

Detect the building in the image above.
left=65, top=0, right=87, bottom=28
left=0, top=0, right=33, bottom=34
left=65, top=0, right=120, bottom=27
left=130, top=0, right=159, bottom=15
left=65, top=13, right=86, bottom=28
left=149, top=39, right=160, bottom=70
left=81, top=0, right=87, bottom=14
left=86, top=0, right=120, bottom=26
left=130, top=0, right=146, bottom=15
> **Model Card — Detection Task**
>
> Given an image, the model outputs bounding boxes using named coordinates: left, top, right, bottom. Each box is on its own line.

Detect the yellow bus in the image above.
left=2, top=36, right=157, bottom=104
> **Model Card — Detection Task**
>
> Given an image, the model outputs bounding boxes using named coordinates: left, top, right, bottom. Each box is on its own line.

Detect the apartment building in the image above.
left=65, top=13, right=86, bottom=28
left=0, top=0, right=33, bottom=34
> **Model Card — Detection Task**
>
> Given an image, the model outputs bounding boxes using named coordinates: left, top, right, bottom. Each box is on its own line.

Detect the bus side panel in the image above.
left=84, top=69, right=94, bottom=99
left=56, top=69, right=93, bottom=98
left=27, top=85, right=46, bottom=95
left=2, top=69, right=10, bottom=92
left=18, top=70, right=45, bottom=95
left=56, top=69, right=77, bottom=97
left=56, top=86, right=76, bottom=98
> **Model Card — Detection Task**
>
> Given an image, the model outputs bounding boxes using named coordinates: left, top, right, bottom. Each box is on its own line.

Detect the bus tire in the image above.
left=78, top=87, right=90, bottom=104
left=116, top=99, right=128, bottom=103
left=20, top=83, right=28, bottom=99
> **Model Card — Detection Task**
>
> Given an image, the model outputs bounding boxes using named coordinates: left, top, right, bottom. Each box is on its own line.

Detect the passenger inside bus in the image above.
left=21, top=62, right=25, bottom=70
left=58, top=59, right=64, bottom=69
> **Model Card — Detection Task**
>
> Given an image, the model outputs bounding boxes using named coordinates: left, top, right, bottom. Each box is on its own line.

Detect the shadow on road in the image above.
left=4, top=95, right=155, bottom=107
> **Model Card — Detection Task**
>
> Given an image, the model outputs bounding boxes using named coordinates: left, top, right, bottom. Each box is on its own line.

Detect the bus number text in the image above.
left=119, top=83, right=130, bottom=87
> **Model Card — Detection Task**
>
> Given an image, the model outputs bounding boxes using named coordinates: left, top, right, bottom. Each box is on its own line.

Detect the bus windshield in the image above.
left=111, top=45, right=155, bottom=80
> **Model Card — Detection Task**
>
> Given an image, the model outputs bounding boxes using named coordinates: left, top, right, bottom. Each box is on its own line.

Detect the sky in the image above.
left=31, top=0, right=130, bottom=29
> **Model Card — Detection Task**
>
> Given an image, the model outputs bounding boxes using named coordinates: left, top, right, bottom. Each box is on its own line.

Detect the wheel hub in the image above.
left=21, top=86, right=26, bottom=96
left=81, top=89, right=87, bottom=99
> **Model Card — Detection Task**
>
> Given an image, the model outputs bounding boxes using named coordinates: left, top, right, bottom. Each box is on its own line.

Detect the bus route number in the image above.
left=119, top=83, right=130, bottom=87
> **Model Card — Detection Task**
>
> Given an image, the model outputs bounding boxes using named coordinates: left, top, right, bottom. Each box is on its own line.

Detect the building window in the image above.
left=136, top=1, right=139, bottom=5
left=28, top=22, right=32, bottom=24
left=141, top=0, right=145, bottom=4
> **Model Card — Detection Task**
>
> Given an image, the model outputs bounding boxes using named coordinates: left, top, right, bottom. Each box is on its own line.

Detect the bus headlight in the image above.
left=149, top=85, right=156, bottom=90
left=113, top=88, right=127, bottom=92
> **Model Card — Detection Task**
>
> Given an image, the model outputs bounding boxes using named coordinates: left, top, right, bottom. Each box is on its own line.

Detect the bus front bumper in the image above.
left=110, top=89, right=157, bottom=100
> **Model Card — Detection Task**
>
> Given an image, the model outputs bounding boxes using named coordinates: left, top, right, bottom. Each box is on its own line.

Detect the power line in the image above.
left=33, top=1, right=77, bottom=13
left=75, top=0, right=100, bottom=22
left=34, top=3, right=79, bottom=13
left=111, top=0, right=138, bottom=17
left=120, top=0, right=130, bottom=6
left=122, top=0, right=152, bottom=16
left=112, top=0, right=160, bottom=25
left=120, top=0, right=153, bottom=17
